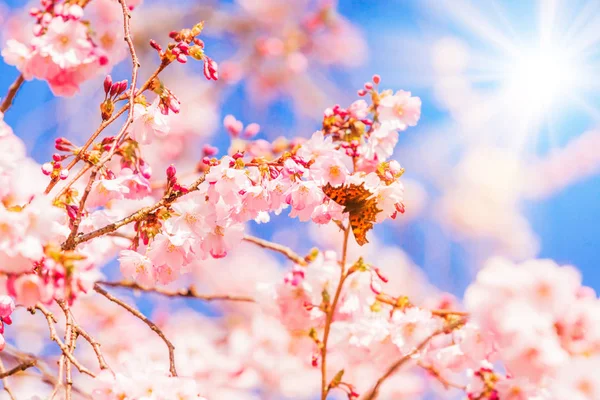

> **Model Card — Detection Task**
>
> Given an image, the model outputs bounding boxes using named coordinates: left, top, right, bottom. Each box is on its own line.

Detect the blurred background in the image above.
left=1, top=0, right=600, bottom=298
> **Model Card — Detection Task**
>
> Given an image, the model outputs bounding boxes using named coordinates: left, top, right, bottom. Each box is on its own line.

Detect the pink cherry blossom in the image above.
left=377, top=90, right=421, bottom=131
left=118, top=250, right=156, bottom=287
left=129, top=98, right=171, bottom=144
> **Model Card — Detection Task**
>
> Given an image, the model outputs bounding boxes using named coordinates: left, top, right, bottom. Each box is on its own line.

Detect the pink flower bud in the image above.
left=53, top=162, right=61, bottom=170
left=118, top=80, right=128, bottom=95
left=55, top=137, right=73, bottom=151
left=149, top=39, right=162, bottom=51
left=244, top=123, right=261, bottom=138
left=168, top=30, right=178, bottom=39
left=52, top=153, right=61, bottom=162
left=59, top=169, right=69, bottom=180
left=372, top=74, right=381, bottom=84
left=202, top=156, right=211, bottom=165
left=41, top=163, right=53, bottom=176
left=357, top=89, right=367, bottom=97
left=109, top=83, right=119, bottom=97
left=176, top=53, right=188, bottom=63
left=177, top=42, right=189, bottom=54
left=104, top=75, right=113, bottom=94
left=364, top=82, right=373, bottom=90
left=66, top=205, right=78, bottom=220
left=0, top=296, right=15, bottom=319
left=166, top=164, right=176, bottom=180
left=232, top=151, right=244, bottom=160
left=202, top=144, right=218, bottom=156
left=203, top=57, right=218, bottom=81
left=223, top=115, right=243, bottom=137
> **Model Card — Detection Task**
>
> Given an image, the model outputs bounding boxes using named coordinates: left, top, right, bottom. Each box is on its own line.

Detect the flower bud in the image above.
left=176, top=53, right=188, bottom=63
left=203, top=57, right=218, bottom=81
left=372, top=74, right=381, bottom=84
left=166, top=164, right=176, bottom=180
left=202, top=144, right=218, bottom=156
left=41, top=163, right=53, bottom=176
left=244, top=123, right=260, bottom=138
left=149, top=39, right=162, bottom=52
left=103, top=75, right=113, bottom=94
left=59, top=169, right=69, bottom=180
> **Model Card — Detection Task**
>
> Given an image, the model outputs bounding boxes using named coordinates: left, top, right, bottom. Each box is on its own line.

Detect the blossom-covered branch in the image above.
left=97, top=281, right=255, bottom=302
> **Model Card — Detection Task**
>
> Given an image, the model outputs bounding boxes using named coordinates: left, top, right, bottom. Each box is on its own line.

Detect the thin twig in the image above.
left=0, top=358, right=15, bottom=400
left=63, top=170, right=97, bottom=249
left=417, top=361, right=466, bottom=391
left=0, top=74, right=25, bottom=113
left=93, top=283, right=178, bottom=376
left=362, top=317, right=468, bottom=400
left=50, top=355, right=65, bottom=400
left=97, top=281, right=256, bottom=302
left=0, top=359, right=36, bottom=379
left=243, top=235, right=308, bottom=266
left=56, top=299, right=111, bottom=371
left=34, top=304, right=95, bottom=378
left=2, top=345, right=91, bottom=399
left=320, top=225, right=351, bottom=399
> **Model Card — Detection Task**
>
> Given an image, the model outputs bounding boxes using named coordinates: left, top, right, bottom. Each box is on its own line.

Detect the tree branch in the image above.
left=93, top=283, right=178, bottom=376
left=0, top=359, right=36, bottom=379
left=243, top=235, right=308, bottom=266
left=70, top=173, right=206, bottom=247
left=34, top=304, right=95, bottom=378
left=362, top=317, right=467, bottom=400
left=0, top=74, right=25, bottom=114
left=97, top=281, right=256, bottom=302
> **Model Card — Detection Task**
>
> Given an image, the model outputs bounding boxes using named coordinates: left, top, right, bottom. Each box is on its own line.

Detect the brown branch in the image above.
left=63, top=170, right=97, bottom=249
left=362, top=317, right=468, bottom=400
left=34, top=304, right=95, bottom=378
left=71, top=173, right=206, bottom=246
left=0, top=359, right=36, bottom=379
left=320, top=225, right=351, bottom=400
left=50, top=355, right=65, bottom=400
left=0, top=358, right=15, bottom=400
left=417, top=361, right=466, bottom=391
left=2, top=345, right=91, bottom=399
left=243, top=235, right=308, bottom=266
left=56, top=299, right=111, bottom=371
left=0, top=74, right=25, bottom=114
left=93, top=283, right=177, bottom=376
left=97, top=281, right=256, bottom=302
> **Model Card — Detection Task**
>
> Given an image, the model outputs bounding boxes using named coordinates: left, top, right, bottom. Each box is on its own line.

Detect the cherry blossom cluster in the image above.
left=110, top=80, right=420, bottom=287
left=463, top=257, right=600, bottom=399
left=1, top=0, right=141, bottom=96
